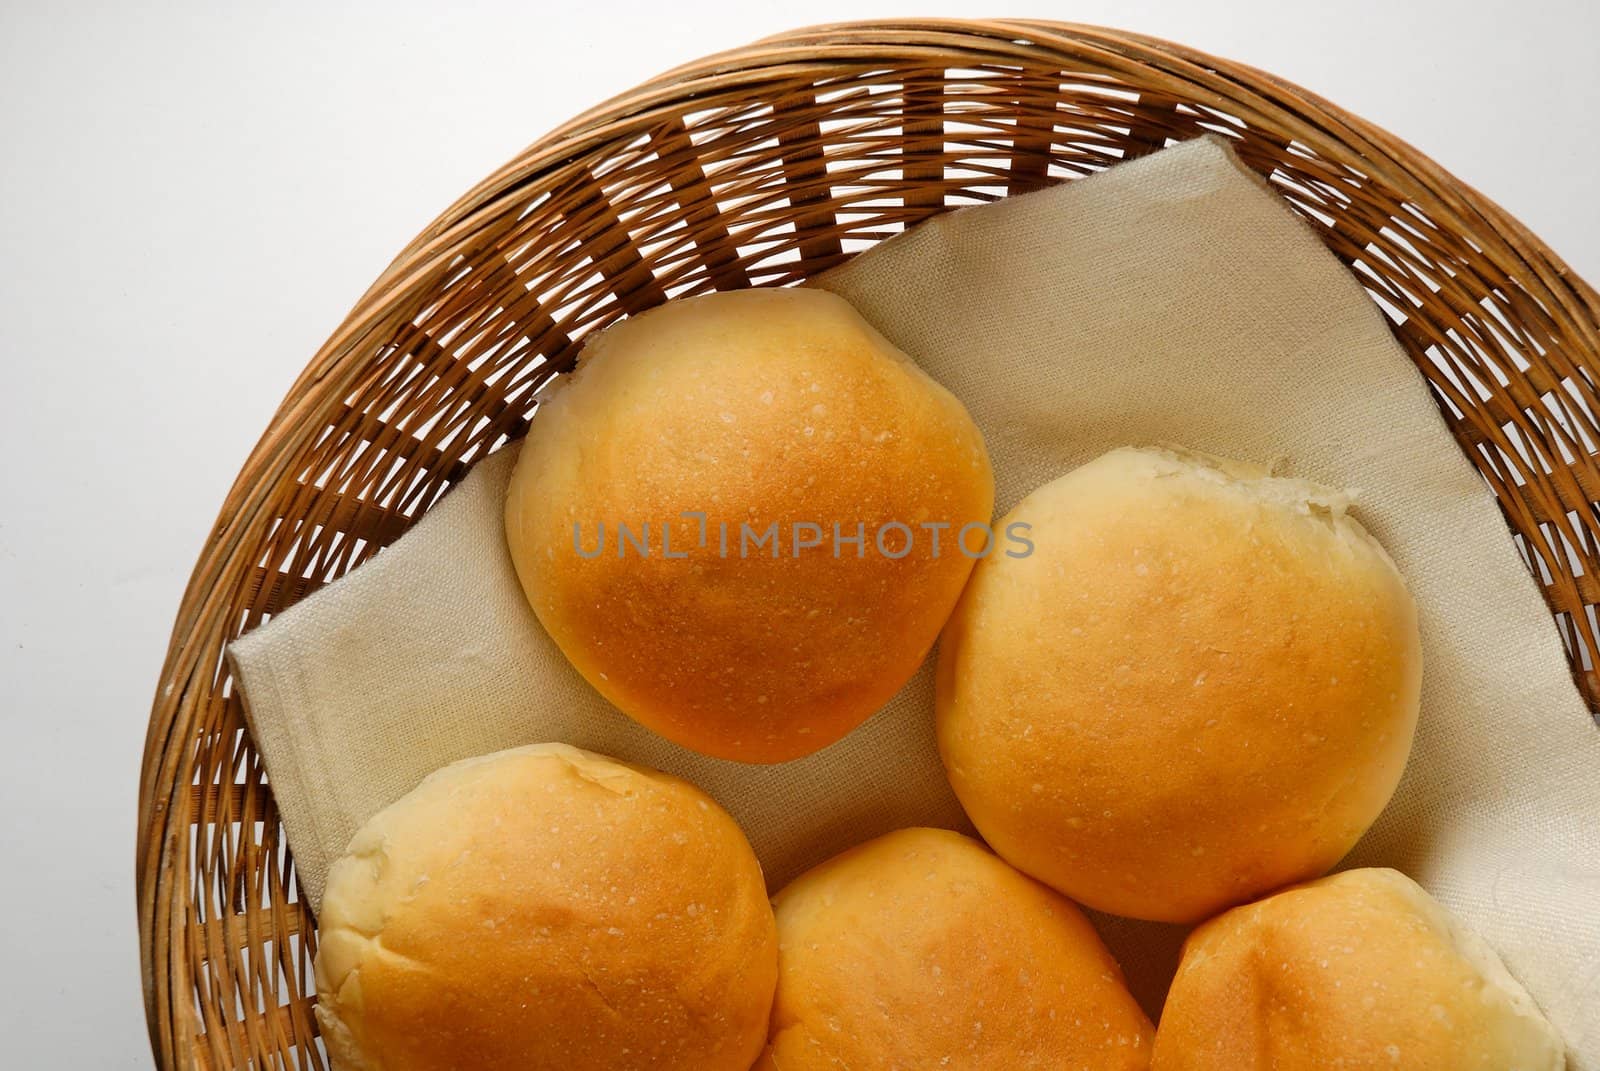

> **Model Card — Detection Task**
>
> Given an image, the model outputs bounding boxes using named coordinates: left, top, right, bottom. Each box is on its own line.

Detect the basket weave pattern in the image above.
left=136, top=20, right=1600, bottom=1071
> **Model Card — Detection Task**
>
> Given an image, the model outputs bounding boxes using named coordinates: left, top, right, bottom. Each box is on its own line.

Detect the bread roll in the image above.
left=313, top=744, right=776, bottom=1071
left=937, top=446, right=1421, bottom=922
left=505, top=288, right=993, bottom=763
left=757, top=827, right=1152, bottom=1070
left=1153, top=868, right=1565, bottom=1070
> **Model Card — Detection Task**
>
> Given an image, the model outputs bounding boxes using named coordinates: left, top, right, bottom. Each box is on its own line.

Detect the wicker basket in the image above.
left=136, top=19, right=1600, bottom=1070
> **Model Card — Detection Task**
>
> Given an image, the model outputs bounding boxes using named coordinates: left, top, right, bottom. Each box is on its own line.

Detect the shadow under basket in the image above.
left=136, top=19, right=1600, bottom=1071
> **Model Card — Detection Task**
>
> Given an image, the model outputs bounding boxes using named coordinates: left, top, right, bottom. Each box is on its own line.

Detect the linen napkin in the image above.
left=231, top=136, right=1600, bottom=1062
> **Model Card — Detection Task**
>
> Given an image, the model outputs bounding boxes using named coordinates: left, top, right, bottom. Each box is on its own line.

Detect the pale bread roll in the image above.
left=937, top=446, right=1422, bottom=922
left=757, top=827, right=1153, bottom=1070
left=1152, top=868, right=1566, bottom=1070
left=505, top=288, right=993, bottom=763
left=313, top=744, right=776, bottom=1071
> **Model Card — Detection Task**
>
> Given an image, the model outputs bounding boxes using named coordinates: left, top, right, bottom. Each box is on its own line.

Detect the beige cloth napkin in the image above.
left=231, top=136, right=1599, bottom=1063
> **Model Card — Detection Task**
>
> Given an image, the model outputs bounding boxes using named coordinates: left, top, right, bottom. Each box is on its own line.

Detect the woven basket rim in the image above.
left=222, top=21, right=1598, bottom=541
left=137, top=19, right=1600, bottom=1071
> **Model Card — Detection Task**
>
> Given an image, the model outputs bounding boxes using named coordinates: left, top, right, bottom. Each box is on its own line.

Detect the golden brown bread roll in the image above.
left=313, top=744, right=776, bottom=1071
left=757, top=827, right=1153, bottom=1070
left=505, top=288, right=993, bottom=763
left=937, top=446, right=1422, bottom=922
left=1152, top=868, right=1566, bottom=1070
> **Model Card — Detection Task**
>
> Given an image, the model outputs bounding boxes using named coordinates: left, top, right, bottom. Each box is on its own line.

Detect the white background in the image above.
left=1, top=1, right=1595, bottom=1066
